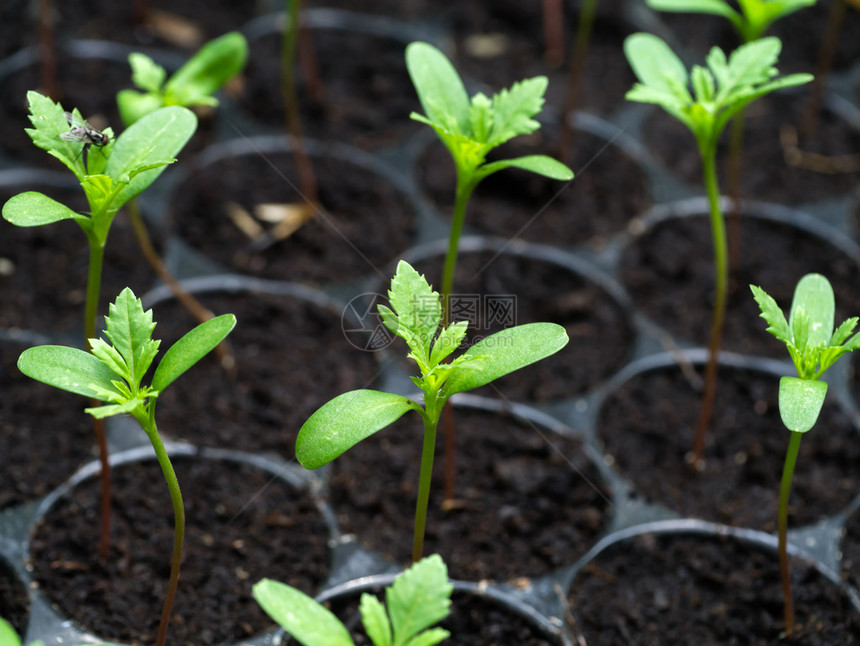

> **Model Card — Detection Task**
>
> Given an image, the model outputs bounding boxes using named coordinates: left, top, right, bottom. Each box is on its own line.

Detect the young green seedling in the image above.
left=117, top=32, right=248, bottom=372
left=624, top=33, right=812, bottom=469
left=116, top=31, right=248, bottom=126
left=254, top=554, right=453, bottom=646
left=406, top=41, right=573, bottom=503
left=1, top=91, right=197, bottom=559
left=751, top=273, right=860, bottom=638
left=297, top=261, right=568, bottom=562
left=17, top=287, right=236, bottom=646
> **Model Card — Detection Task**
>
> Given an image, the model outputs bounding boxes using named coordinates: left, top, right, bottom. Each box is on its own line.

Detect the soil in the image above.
left=567, top=531, right=860, bottom=645
left=328, top=405, right=611, bottom=582
left=168, top=148, right=417, bottom=286
left=325, top=588, right=562, bottom=646
left=30, top=454, right=330, bottom=646
left=408, top=248, right=633, bottom=402
left=416, top=125, right=650, bottom=251
left=0, top=339, right=95, bottom=510
left=842, top=507, right=860, bottom=591
left=237, top=23, right=421, bottom=150
left=597, top=364, right=860, bottom=531
left=0, top=183, right=157, bottom=337
left=152, top=289, right=380, bottom=454
left=0, top=555, right=29, bottom=636
left=640, top=89, right=860, bottom=206
left=619, top=213, right=860, bottom=357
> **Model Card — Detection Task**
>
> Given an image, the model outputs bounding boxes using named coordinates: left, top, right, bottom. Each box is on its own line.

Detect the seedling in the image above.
left=406, top=41, right=572, bottom=502
left=751, top=273, right=860, bottom=638
left=117, top=32, right=248, bottom=371
left=297, top=261, right=568, bottom=562
left=254, top=554, right=453, bottom=646
left=2, top=91, right=197, bottom=559
left=624, top=34, right=812, bottom=469
left=17, top=288, right=236, bottom=646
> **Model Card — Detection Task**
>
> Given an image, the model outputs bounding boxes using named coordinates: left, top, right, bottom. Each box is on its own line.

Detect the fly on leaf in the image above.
left=60, top=111, right=110, bottom=150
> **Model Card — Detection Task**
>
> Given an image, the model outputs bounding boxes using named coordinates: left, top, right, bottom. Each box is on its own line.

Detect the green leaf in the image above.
left=388, top=555, right=452, bottom=646
left=100, top=288, right=160, bottom=388
left=253, top=579, right=354, bottom=646
left=469, top=93, right=493, bottom=143
left=85, top=398, right=145, bottom=420
left=384, top=261, right=442, bottom=355
left=164, top=32, right=248, bottom=107
left=117, top=90, right=165, bottom=127
left=297, top=390, right=418, bottom=469
left=750, top=284, right=791, bottom=343
left=23, top=91, right=83, bottom=177
left=88, top=338, right=130, bottom=382
left=487, top=76, right=547, bottom=146
left=406, top=42, right=470, bottom=137
left=152, top=313, right=236, bottom=392
left=2, top=191, right=78, bottom=227
left=778, top=376, right=827, bottom=433
left=403, top=629, right=450, bottom=646
left=477, top=154, right=573, bottom=182
left=429, top=321, right=468, bottom=366
left=830, top=317, right=858, bottom=347
left=624, top=33, right=690, bottom=100
left=0, top=618, right=22, bottom=646
left=443, top=323, right=568, bottom=397
left=128, top=52, right=167, bottom=93
left=360, top=594, right=392, bottom=646
left=105, top=105, right=197, bottom=209
left=789, top=273, right=834, bottom=348
left=17, top=346, right=121, bottom=401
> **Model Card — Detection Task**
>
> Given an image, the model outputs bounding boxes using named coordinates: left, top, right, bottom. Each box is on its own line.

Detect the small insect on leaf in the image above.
left=60, top=112, right=110, bottom=147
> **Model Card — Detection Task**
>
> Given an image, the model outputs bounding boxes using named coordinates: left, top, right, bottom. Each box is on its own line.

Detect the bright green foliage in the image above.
left=17, top=287, right=235, bottom=426
left=0, top=617, right=102, bottom=646
left=752, top=273, right=860, bottom=432
left=624, top=34, right=812, bottom=157
left=296, top=261, right=569, bottom=469
left=2, top=91, right=196, bottom=246
left=406, top=42, right=572, bottom=188
left=254, top=555, right=453, bottom=646
left=645, top=0, right=816, bottom=43
left=117, top=32, right=248, bottom=125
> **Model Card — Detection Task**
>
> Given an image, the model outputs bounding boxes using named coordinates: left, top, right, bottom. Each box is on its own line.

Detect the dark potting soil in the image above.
left=597, top=364, right=860, bottom=531
left=619, top=214, right=860, bottom=357
left=0, top=340, right=94, bottom=510
left=237, top=24, right=421, bottom=150
left=0, top=555, right=29, bottom=636
left=152, top=289, right=379, bottom=454
left=640, top=89, right=860, bottom=206
left=842, top=507, right=860, bottom=592
left=169, top=149, right=417, bottom=286
left=329, top=406, right=611, bottom=582
left=30, top=455, right=330, bottom=645
left=0, top=185, right=157, bottom=337
left=408, top=249, right=633, bottom=402
left=568, top=532, right=860, bottom=645
left=325, top=589, right=562, bottom=646
left=416, top=125, right=649, bottom=251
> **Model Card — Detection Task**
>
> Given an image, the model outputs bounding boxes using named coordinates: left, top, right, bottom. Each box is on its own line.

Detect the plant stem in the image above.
left=143, top=417, right=185, bottom=646
left=800, top=0, right=846, bottom=140
left=725, top=108, right=746, bottom=286
left=778, top=430, right=802, bottom=639
left=85, top=240, right=112, bottom=562
left=412, top=412, right=439, bottom=563
left=542, top=0, right=565, bottom=67
left=690, top=149, right=727, bottom=469
left=126, top=199, right=236, bottom=375
left=557, top=0, right=598, bottom=164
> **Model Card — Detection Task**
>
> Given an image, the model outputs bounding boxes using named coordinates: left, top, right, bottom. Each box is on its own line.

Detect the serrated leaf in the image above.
left=360, top=594, right=392, bottom=646
left=253, top=579, right=354, bottom=646
left=830, top=317, right=858, bottom=347
left=24, top=91, right=82, bottom=176
left=691, top=66, right=715, bottom=103
left=443, top=323, right=568, bottom=397
left=429, top=321, right=468, bottom=366
left=80, top=174, right=116, bottom=212
left=750, top=284, right=791, bottom=343
left=88, top=338, right=131, bottom=382
left=386, top=261, right=441, bottom=354
left=404, top=629, right=450, bottom=646
left=101, top=288, right=159, bottom=388
left=469, top=93, right=493, bottom=143
left=17, top=346, right=121, bottom=401
left=129, top=52, right=167, bottom=93
left=406, top=42, right=470, bottom=137
left=85, top=398, right=145, bottom=420
left=152, top=313, right=236, bottom=392
left=388, top=555, right=452, bottom=646
left=487, top=76, right=547, bottom=146
left=2, top=191, right=78, bottom=227
left=296, top=390, right=418, bottom=469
